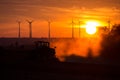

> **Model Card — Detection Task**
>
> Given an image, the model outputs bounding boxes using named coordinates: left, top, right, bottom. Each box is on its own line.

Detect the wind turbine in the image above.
left=107, top=17, right=111, bottom=31
left=16, top=20, right=21, bottom=39
left=45, top=17, right=54, bottom=42
left=71, top=19, right=75, bottom=38
left=78, top=20, right=81, bottom=38
left=48, top=21, right=51, bottom=42
left=108, top=20, right=110, bottom=30
left=26, top=20, right=34, bottom=39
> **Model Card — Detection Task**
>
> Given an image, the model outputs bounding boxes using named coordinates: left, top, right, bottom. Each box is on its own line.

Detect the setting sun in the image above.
left=85, top=21, right=99, bottom=35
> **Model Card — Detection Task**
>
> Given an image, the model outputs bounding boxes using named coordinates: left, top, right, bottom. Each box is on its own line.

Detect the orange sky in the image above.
left=0, top=0, right=120, bottom=38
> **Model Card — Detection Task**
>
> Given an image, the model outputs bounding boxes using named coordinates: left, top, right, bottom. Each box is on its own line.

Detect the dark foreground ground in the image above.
left=1, top=60, right=120, bottom=80
left=0, top=38, right=120, bottom=80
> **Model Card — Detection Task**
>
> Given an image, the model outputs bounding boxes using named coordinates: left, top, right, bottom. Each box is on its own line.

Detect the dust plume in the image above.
left=51, top=36, right=102, bottom=61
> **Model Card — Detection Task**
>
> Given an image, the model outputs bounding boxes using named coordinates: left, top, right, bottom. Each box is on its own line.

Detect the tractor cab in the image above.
left=32, top=41, right=56, bottom=61
left=35, top=41, right=50, bottom=48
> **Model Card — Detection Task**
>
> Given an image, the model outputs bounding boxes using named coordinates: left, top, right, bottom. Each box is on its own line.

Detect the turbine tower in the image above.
left=17, top=20, right=21, bottom=39
left=107, top=17, right=111, bottom=31
left=78, top=20, right=81, bottom=38
left=47, top=20, right=52, bottom=42
left=26, top=20, right=34, bottom=39
left=45, top=17, right=53, bottom=42
left=108, top=19, right=111, bottom=31
left=71, top=19, right=75, bottom=38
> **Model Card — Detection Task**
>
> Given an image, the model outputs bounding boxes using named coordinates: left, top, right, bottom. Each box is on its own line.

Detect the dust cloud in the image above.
left=51, top=36, right=102, bottom=61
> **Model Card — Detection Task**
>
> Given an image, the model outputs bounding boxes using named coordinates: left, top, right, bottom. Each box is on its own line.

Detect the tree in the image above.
left=100, top=24, right=120, bottom=64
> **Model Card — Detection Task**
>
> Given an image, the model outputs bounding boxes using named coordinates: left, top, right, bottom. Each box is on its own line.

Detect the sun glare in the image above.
left=86, top=21, right=99, bottom=35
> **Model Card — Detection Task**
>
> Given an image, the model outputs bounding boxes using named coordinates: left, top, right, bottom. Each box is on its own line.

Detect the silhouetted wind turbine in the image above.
left=47, top=20, right=52, bottom=42
left=78, top=20, right=81, bottom=38
left=108, top=20, right=111, bottom=31
left=71, top=19, right=75, bottom=38
left=45, top=16, right=54, bottom=42
left=107, top=17, right=111, bottom=31
left=16, top=20, right=21, bottom=39
left=26, top=20, right=34, bottom=39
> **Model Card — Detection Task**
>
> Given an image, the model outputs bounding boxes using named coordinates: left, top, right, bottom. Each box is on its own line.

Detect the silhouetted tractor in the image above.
left=31, top=41, right=58, bottom=62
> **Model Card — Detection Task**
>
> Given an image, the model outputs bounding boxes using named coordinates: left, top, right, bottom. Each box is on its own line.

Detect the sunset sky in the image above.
left=0, top=0, right=120, bottom=38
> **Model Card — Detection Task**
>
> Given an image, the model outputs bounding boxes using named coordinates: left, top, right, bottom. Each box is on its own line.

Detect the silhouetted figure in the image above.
left=87, top=48, right=93, bottom=59
left=86, top=48, right=94, bottom=63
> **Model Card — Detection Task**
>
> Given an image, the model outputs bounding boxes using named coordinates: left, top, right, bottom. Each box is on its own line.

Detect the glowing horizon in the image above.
left=0, top=0, right=120, bottom=38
